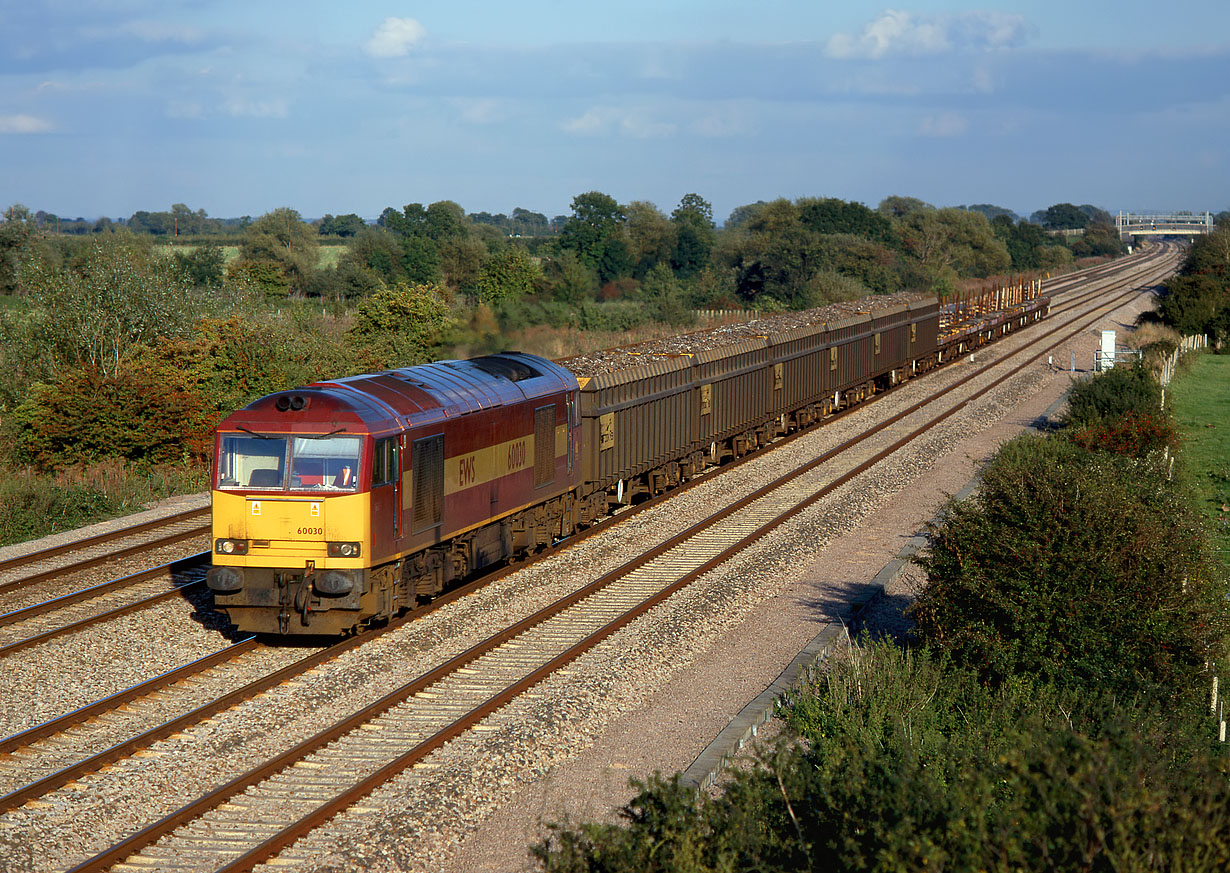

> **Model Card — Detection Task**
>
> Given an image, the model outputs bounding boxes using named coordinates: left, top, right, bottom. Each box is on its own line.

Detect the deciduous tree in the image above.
left=20, top=234, right=196, bottom=378
left=0, top=203, right=36, bottom=294
left=241, top=207, right=319, bottom=294
left=670, top=193, right=715, bottom=278
left=349, top=282, right=454, bottom=367
left=557, top=191, right=625, bottom=271
left=475, top=246, right=538, bottom=305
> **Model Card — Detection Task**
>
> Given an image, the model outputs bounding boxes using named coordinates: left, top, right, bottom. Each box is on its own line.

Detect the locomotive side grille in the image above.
left=534, top=405, right=555, bottom=488
left=412, top=434, right=444, bottom=531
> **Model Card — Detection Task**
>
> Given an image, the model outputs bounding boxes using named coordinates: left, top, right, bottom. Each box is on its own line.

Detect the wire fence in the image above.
left=1158, top=334, right=1209, bottom=387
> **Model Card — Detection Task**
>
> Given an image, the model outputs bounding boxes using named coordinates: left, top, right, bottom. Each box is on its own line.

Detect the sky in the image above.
left=2, top=1, right=1228, bottom=225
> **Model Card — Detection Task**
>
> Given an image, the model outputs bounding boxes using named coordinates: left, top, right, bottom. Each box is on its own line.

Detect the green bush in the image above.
left=578, top=301, right=648, bottom=332
left=19, top=235, right=199, bottom=379
left=1062, top=362, right=1162, bottom=427
left=910, top=434, right=1229, bottom=701
left=0, top=462, right=208, bottom=546
left=0, top=474, right=119, bottom=545
left=348, top=281, right=455, bottom=369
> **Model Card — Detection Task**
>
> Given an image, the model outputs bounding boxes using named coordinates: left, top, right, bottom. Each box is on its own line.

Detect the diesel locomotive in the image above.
left=206, top=289, right=1047, bottom=635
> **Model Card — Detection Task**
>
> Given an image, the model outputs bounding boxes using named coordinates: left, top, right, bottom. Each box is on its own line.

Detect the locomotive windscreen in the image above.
left=216, top=433, right=362, bottom=492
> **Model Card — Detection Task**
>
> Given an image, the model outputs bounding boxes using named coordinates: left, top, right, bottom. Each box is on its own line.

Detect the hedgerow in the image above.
left=909, top=433, right=1228, bottom=702
left=1062, top=360, right=1161, bottom=427
left=535, top=643, right=1230, bottom=873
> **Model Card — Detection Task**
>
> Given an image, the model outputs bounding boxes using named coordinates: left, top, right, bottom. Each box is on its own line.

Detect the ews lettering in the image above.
left=458, top=455, right=477, bottom=488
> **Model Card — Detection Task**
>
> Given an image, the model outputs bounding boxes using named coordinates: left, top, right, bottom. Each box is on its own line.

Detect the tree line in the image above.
left=2, top=193, right=1128, bottom=307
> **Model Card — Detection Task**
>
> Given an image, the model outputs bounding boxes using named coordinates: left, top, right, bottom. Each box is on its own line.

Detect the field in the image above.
left=1168, top=353, right=1230, bottom=571
left=169, top=243, right=343, bottom=270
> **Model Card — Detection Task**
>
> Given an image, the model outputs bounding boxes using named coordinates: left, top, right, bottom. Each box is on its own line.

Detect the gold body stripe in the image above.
left=444, top=425, right=568, bottom=495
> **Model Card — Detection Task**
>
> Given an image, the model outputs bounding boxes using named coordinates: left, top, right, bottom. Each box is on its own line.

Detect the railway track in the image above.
left=0, top=505, right=212, bottom=657
left=0, top=506, right=209, bottom=596
left=0, top=248, right=1171, bottom=873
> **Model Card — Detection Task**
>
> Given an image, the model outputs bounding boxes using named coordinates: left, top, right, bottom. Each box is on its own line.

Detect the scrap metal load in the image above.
left=558, top=293, right=941, bottom=508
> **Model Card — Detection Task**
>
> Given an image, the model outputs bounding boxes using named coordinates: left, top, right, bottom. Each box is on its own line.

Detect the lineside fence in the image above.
left=1158, top=332, right=1224, bottom=746
left=1158, top=334, right=1209, bottom=388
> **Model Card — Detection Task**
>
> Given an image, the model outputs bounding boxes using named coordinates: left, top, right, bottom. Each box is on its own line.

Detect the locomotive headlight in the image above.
left=215, top=538, right=249, bottom=555
left=327, top=542, right=361, bottom=558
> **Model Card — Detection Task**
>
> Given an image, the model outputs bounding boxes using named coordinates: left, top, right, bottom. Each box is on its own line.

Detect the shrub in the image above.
left=20, top=235, right=198, bottom=378
left=534, top=640, right=1230, bottom=873
left=226, top=258, right=291, bottom=298
left=475, top=246, right=539, bottom=305
left=11, top=364, right=215, bottom=469
left=1067, top=409, right=1180, bottom=457
left=578, top=301, right=648, bottom=332
left=0, top=461, right=208, bottom=546
left=174, top=242, right=226, bottom=288
left=910, top=434, right=1229, bottom=701
left=349, top=281, right=454, bottom=368
left=1062, top=361, right=1161, bottom=428
left=0, top=471, right=119, bottom=546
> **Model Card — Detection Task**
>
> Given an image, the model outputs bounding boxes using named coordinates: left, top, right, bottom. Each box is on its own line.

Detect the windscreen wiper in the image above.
left=236, top=425, right=280, bottom=440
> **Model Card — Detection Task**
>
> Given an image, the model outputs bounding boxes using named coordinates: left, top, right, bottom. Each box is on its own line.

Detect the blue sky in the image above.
left=2, top=1, right=1228, bottom=225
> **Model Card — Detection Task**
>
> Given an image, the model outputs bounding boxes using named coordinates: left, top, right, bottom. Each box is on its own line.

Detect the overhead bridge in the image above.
left=1117, top=211, right=1213, bottom=239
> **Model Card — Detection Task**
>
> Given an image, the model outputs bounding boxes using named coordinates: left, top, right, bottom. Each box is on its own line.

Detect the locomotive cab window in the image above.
left=217, top=434, right=288, bottom=490
left=371, top=437, right=397, bottom=487
left=289, top=435, right=363, bottom=492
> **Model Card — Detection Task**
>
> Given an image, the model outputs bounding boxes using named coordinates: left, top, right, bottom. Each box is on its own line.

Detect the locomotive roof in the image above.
left=216, top=352, right=576, bottom=436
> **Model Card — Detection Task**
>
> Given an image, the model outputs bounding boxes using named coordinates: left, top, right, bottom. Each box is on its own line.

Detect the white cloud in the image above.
left=0, top=114, right=54, bottom=134
left=972, top=65, right=995, bottom=94
left=78, top=19, right=204, bottom=45
left=223, top=97, right=288, bottom=119
left=919, top=112, right=969, bottom=137
left=122, top=20, right=204, bottom=44
left=365, top=18, right=427, bottom=58
left=562, top=106, right=675, bottom=139
left=827, top=10, right=1028, bottom=59
left=691, top=108, right=754, bottom=138
left=562, top=108, right=606, bottom=136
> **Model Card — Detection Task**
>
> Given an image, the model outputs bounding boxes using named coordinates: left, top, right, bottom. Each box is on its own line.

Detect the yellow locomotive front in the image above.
left=207, top=427, right=380, bottom=635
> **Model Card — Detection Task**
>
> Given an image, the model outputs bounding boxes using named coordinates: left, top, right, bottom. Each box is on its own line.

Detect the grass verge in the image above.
left=1168, top=353, right=1230, bottom=572
left=0, top=460, right=209, bottom=548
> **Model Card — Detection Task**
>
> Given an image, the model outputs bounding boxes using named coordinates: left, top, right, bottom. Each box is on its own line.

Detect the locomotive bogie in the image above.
left=211, top=566, right=381, bottom=636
